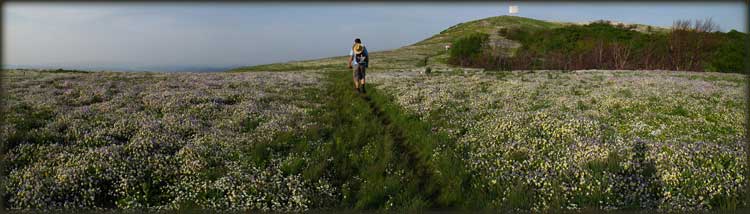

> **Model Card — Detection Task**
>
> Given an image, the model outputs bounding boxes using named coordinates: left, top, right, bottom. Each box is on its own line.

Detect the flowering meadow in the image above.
left=1, top=70, right=337, bottom=211
left=1, top=67, right=747, bottom=212
left=4, top=12, right=747, bottom=212
left=369, top=69, right=747, bottom=211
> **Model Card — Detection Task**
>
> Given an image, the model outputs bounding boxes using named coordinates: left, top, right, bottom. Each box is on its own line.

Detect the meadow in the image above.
left=3, top=67, right=745, bottom=212
left=1, top=70, right=338, bottom=210
left=2, top=15, right=748, bottom=212
left=369, top=69, right=747, bottom=210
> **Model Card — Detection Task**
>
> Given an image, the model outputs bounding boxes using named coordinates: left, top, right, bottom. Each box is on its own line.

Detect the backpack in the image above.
left=354, top=46, right=369, bottom=67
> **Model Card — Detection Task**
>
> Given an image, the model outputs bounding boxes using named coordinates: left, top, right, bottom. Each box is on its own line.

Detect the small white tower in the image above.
left=509, top=5, right=519, bottom=15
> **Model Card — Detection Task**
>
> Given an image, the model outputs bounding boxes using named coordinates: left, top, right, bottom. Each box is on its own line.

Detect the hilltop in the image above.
left=230, top=15, right=673, bottom=72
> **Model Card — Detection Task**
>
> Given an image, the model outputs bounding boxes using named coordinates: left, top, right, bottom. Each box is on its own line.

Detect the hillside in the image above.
left=230, top=15, right=674, bottom=72
left=230, top=16, right=562, bottom=72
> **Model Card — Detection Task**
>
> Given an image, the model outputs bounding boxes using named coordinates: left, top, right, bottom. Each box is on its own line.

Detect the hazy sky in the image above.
left=3, top=2, right=746, bottom=71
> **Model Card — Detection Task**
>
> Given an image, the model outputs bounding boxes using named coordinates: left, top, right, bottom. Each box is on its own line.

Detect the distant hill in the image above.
left=228, top=16, right=676, bottom=72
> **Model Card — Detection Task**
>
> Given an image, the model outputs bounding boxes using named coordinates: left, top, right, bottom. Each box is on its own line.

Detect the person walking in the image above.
left=348, top=38, right=369, bottom=93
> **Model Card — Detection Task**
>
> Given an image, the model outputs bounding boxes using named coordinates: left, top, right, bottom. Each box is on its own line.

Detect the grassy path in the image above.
left=300, top=69, right=478, bottom=210
left=361, top=87, right=441, bottom=207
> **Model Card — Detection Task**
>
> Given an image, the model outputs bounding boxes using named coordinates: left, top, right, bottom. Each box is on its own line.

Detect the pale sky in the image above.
left=3, top=2, right=746, bottom=71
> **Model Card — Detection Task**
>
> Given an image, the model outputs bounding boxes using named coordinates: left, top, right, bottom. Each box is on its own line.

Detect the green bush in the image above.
left=43, top=68, right=91, bottom=73
left=706, top=30, right=748, bottom=73
left=499, top=20, right=747, bottom=73
left=448, top=33, right=489, bottom=67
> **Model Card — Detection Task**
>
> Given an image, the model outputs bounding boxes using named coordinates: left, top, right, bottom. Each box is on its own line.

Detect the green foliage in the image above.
left=416, top=56, right=428, bottom=67
left=506, top=182, right=534, bottom=210
left=42, top=68, right=91, bottom=73
left=517, top=22, right=639, bottom=54
left=448, top=33, right=489, bottom=66
left=706, top=30, right=748, bottom=73
left=2, top=103, right=58, bottom=149
left=501, top=21, right=747, bottom=73
left=240, top=117, right=262, bottom=133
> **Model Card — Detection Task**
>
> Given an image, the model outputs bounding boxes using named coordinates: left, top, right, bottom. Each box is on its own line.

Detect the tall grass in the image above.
left=298, top=70, right=480, bottom=210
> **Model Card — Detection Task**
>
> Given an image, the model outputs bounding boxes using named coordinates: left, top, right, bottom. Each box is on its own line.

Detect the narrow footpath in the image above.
left=306, top=69, right=475, bottom=210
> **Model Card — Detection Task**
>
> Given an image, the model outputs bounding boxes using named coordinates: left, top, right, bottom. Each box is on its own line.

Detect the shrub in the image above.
left=416, top=56, right=428, bottom=67
left=705, top=30, right=748, bottom=73
left=496, top=18, right=747, bottom=73
left=448, top=33, right=489, bottom=67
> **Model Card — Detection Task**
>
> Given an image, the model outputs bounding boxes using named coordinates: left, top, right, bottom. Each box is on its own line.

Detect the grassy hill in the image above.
left=229, top=16, right=566, bottom=72
left=230, top=15, right=679, bottom=73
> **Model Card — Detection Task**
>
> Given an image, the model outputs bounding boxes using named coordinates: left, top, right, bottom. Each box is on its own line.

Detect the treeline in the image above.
left=448, top=19, right=747, bottom=73
left=44, top=68, right=92, bottom=73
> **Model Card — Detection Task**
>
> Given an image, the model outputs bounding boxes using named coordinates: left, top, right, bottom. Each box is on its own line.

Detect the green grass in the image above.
left=279, top=69, right=480, bottom=210
left=426, top=15, right=564, bottom=46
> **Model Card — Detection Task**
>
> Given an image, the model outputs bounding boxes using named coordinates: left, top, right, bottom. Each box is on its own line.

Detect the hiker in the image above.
left=348, top=38, right=369, bottom=93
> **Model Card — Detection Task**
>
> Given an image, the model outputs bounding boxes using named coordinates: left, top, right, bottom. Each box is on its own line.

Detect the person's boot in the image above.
left=361, top=85, right=366, bottom=94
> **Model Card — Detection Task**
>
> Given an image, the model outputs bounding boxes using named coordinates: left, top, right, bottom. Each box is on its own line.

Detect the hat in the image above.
left=353, top=43, right=364, bottom=54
